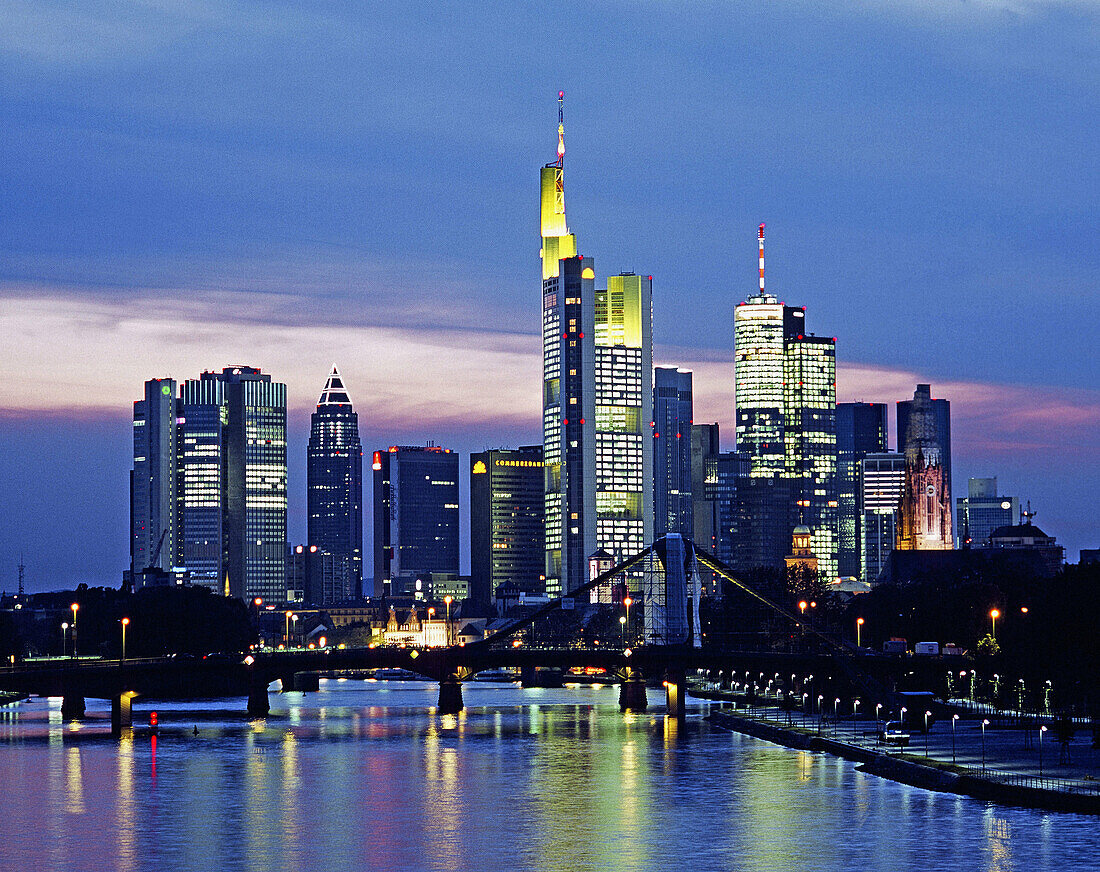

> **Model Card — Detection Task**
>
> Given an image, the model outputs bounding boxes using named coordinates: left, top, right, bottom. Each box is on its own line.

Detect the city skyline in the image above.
left=1, top=1, right=1098, bottom=589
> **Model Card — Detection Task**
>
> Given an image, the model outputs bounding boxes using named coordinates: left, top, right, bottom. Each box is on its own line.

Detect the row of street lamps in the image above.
left=59, top=604, right=130, bottom=660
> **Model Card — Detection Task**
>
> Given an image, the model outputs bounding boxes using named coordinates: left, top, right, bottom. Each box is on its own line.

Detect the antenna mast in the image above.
left=557, top=90, right=565, bottom=168
left=17, top=554, right=24, bottom=597
left=758, top=223, right=766, bottom=294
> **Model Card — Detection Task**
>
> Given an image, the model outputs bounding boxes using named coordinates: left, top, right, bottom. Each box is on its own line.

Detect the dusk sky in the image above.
left=1, top=1, right=1097, bottom=592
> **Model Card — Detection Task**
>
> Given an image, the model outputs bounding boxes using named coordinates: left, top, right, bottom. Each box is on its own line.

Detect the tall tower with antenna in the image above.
left=17, top=555, right=24, bottom=597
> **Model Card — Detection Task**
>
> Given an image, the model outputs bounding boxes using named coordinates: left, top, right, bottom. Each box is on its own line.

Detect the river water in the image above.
left=0, top=680, right=1095, bottom=871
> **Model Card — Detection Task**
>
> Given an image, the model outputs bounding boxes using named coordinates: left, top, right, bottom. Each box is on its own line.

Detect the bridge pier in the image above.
left=292, top=672, right=320, bottom=692
left=247, top=678, right=270, bottom=718
left=665, top=669, right=686, bottom=721
left=619, top=673, right=648, bottom=713
left=111, top=693, right=133, bottom=737
left=61, top=694, right=85, bottom=720
left=438, top=678, right=464, bottom=714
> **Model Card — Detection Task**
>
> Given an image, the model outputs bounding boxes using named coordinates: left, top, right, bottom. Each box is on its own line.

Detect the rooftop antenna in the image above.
left=557, top=90, right=565, bottom=168
left=17, top=554, right=24, bottom=597
left=1021, top=501, right=1036, bottom=526
left=758, top=223, right=766, bottom=293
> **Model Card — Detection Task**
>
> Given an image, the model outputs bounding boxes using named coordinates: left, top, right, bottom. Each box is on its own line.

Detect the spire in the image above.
left=758, top=223, right=766, bottom=293
left=557, top=90, right=565, bottom=167
left=317, top=365, right=352, bottom=407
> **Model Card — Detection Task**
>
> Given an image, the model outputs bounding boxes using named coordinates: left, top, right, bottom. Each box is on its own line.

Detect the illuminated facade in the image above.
left=653, top=366, right=693, bottom=539
left=956, top=477, right=1017, bottom=548
left=307, top=367, right=363, bottom=596
left=897, top=384, right=952, bottom=551
left=372, top=445, right=459, bottom=599
left=836, top=402, right=888, bottom=579
left=178, top=366, right=288, bottom=602
left=860, top=452, right=904, bottom=582
left=470, top=446, right=545, bottom=606
left=131, top=378, right=179, bottom=582
left=539, top=97, right=653, bottom=595
left=733, top=225, right=837, bottom=577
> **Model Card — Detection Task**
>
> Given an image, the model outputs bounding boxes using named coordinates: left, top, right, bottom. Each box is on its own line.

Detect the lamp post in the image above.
left=61, top=622, right=69, bottom=658
left=900, top=707, right=908, bottom=736
left=798, top=601, right=807, bottom=640
left=291, top=614, right=298, bottom=647
left=817, top=694, right=824, bottom=733
left=444, top=595, right=454, bottom=646
left=990, top=608, right=1000, bottom=639
left=852, top=700, right=860, bottom=738
left=834, top=697, right=840, bottom=737
left=284, top=611, right=292, bottom=648
left=856, top=617, right=864, bottom=648
left=623, top=596, right=633, bottom=645
left=1039, top=725, right=1047, bottom=776
left=924, top=711, right=931, bottom=757
left=951, top=714, right=959, bottom=764
left=70, top=603, right=79, bottom=657
left=981, top=718, right=990, bottom=772
left=619, top=615, right=627, bottom=645
left=121, top=617, right=130, bottom=662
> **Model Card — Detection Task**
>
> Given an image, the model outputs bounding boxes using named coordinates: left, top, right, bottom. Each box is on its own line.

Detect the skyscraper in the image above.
left=733, top=224, right=837, bottom=577
left=957, top=477, right=1018, bottom=548
left=896, top=384, right=952, bottom=551
left=595, top=273, right=653, bottom=564
left=540, top=94, right=653, bottom=595
left=653, top=367, right=693, bottom=539
left=307, top=367, right=363, bottom=596
left=131, top=377, right=179, bottom=582
left=897, top=387, right=952, bottom=524
left=178, top=366, right=288, bottom=602
left=372, top=445, right=459, bottom=599
left=470, top=446, right=545, bottom=606
left=690, top=423, right=721, bottom=555
left=860, top=451, right=904, bottom=583
left=836, top=402, right=888, bottom=578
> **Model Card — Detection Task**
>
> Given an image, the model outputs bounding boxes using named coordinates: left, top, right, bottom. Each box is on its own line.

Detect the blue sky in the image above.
left=1, top=1, right=1097, bottom=590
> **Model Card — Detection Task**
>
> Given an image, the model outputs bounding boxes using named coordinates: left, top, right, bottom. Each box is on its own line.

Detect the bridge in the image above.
left=0, top=536, right=950, bottom=733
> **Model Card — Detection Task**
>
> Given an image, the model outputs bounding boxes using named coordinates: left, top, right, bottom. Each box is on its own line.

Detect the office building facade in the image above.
left=307, top=367, right=363, bottom=596
left=836, top=402, right=888, bottom=579
left=470, top=446, right=545, bottom=606
left=372, top=445, right=460, bottom=599
left=653, top=367, right=693, bottom=540
left=860, top=452, right=904, bottom=583
left=131, top=377, right=179, bottom=581
left=957, top=477, right=1018, bottom=548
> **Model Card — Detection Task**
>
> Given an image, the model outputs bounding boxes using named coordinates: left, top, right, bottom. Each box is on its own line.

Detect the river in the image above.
left=0, top=680, right=1095, bottom=871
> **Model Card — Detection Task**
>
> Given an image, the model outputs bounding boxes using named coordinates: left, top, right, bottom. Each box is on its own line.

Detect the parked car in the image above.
left=879, top=721, right=910, bottom=746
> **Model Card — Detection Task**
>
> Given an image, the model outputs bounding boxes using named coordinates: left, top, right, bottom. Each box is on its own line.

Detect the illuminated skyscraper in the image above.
left=897, top=384, right=952, bottom=551
left=372, top=445, right=459, bottom=599
left=733, top=224, right=837, bottom=577
left=131, top=377, right=179, bottom=583
left=957, top=477, right=1018, bottom=548
left=307, top=367, right=363, bottom=596
left=860, top=452, right=904, bottom=582
left=653, top=367, right=693, bottom=539
left=540, top=94, right=653, bottom=594
left=836, top=402, right=888, bottom=578
left=178, top=366, right=287, bottom=602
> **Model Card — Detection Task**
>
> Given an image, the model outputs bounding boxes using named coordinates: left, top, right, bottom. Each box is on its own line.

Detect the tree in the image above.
left=976, top=634, right=1001, bottom=658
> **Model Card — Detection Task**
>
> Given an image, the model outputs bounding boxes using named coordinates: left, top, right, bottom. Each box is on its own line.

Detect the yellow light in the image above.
left=990, top=609, right=1000, bottom=619
left=121, top=617, right=130, bottom=626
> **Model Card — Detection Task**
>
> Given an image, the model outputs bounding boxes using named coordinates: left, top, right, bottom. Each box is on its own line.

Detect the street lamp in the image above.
left=623, top=596, right=633, bottom=644
left=834, top=697, right=840, bottom=737
left=990, top=608, right=1000, bottom=638
left=951, top=714, right=959, bottom=764
left=852, top=700, right=860, bottom=738
left=70, top=603, right=79, bottom=657
left=121, top=617, right=130, bottom=662
left=981, top=718, right=990, bottom=772
left=444, top=595, right=454, bottom=646
left=924, top=711, right=931, bottom=757
left=619, top=615, right=627, bottom=644
left=61, top=622, right=69, bottom=658
left=285, top=610, right=293, bottom=647
left=856, top=617, right=864, bottom=648
left=1039, top=725, right=1048, bottom=776
left=291, top=614, right=299, bottom=647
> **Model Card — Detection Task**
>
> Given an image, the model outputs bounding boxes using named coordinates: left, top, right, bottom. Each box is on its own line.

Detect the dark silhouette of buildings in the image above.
left=653, top=367, right=694, bottom=539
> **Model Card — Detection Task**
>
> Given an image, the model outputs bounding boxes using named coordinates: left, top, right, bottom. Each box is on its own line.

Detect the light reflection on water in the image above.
left=0, top=681, right=1095, bottom=872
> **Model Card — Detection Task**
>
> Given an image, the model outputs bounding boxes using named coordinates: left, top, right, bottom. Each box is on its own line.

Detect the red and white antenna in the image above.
left=758, top=222, right=766, bottom=293
left=557, top=90, right=565, bottom=167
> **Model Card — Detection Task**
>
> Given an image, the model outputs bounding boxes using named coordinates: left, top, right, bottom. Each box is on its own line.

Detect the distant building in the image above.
left=730, top=473, right=794, bottom=572
left=956, top=477, right=1018, bottom=548
left=836, top=402, right=888, bottom=578
left=653, top=367, right=694, bottom=539
left=690, top=423, right=721, bottom=555
left=785, top=525, right=818, bottom=574
left=860, top=452, right=905, bottom=583
left=989, top=521, right=1064, bottom=576
left=307, top=367, right=363, bottom=597
left=470, top=446, right=544, bottom=607
left=372, top=445, right=459, bottom=598
left=734, top=224, right=837, bottom=577
left=286, top=544, right=352, bottom=606
left=1081, top=549, right=1100, bottom=566
left=710, top=451, right=752, bottom=570
left=896, top=384, right=952, bottom=551
left=131, top=377, right=179, bottom=581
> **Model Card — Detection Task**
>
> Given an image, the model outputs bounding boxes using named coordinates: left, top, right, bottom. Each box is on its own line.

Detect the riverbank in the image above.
left=710, top=708, right=1100, bottom=815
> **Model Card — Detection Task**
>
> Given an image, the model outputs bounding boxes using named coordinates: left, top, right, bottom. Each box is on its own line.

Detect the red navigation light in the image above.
left=579, top=418, right=585, bottom=424
left=563, top=418, right=569, bottom=425
left=372, top=451, right=382, bottom=470
left=578, top=332, right=584, bottom=338
left=559, top=90, right=564, bottom=98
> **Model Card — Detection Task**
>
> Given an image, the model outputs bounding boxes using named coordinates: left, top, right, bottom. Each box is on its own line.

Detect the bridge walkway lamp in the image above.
left=951, top=714, right=959, bottom=764
left=121, top=617, right=130, bottom=662
left=856, top=617, right=864, bottom=648
left=70, top=603, right=79, bottom=657
left=61, top=622, right=69, bottom=658
left=990, top=608, right=1000, bottom=639
left=444, top=596, right=454, bottom=647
